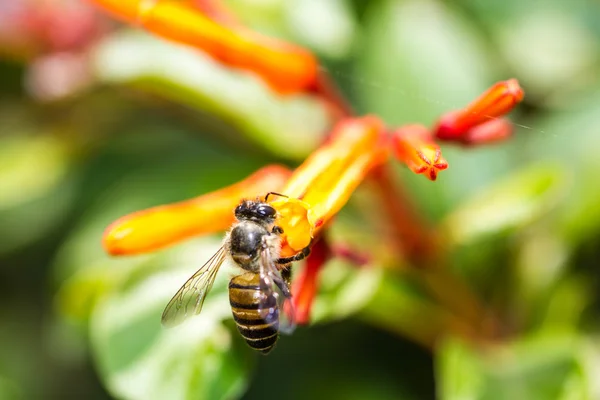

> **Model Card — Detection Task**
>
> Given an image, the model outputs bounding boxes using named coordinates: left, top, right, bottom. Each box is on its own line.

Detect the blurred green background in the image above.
left=2, top=0, right=600, bottom=399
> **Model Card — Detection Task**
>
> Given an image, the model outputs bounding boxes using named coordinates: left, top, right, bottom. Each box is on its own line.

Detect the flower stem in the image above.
left=415, top=267, right=501, bottom=341
left=368, top=163, right=500, bottom=342
left=368, top=163, right=440, bottom=266
left=310, top=69, right=355, bottom=120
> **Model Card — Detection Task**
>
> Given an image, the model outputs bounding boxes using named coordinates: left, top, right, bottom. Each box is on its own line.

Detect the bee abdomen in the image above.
left=229, top=273, right=279, bottom=354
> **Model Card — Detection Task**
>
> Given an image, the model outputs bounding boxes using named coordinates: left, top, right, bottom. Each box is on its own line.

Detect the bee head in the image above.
left=235, top=200, right=277, bottom=224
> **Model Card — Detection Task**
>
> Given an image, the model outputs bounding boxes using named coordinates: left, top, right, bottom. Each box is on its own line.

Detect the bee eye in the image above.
left=257, top=205, right=276, bottom=218
left=234, top=204, right=244, bottom=216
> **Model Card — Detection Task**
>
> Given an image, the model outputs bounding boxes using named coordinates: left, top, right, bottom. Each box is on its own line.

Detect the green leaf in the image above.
left=309, top=259, right=383, bottom=323
left=283, top=0, right=358, bottom=59
left=359, top=269, right=453, bottom=349
left=509, top=229, right=582, bottom=332
left=92, top=31, right=331, bottom=160
left=356, top=0, right=494, bottom=126
left=437, top=333, right=591, bottom=400
left=225, top=0, right=358, bottom=59
left=536, top=274, right=591, bottom=334
left=0, top=173, right=75, bottom=255
left=494, top=9, right=597, bottom=100
left=437, top=337, right=484, bottom=400
left=222, top=0, right=288, bottom=38
left=56, top=256, right=153, bottom=322
left=442, top=163, right=566, bottom=246
left=571, top=338, right=600, bottom=400
left=524, top=91, right=600, bottom=245
left=0, top=135, right=70, bottom=210
left=89, top=240, right=256, bottom=400
left=0, top=133, right=75, bottom=254
left=0, top=376, right=21, bottom=400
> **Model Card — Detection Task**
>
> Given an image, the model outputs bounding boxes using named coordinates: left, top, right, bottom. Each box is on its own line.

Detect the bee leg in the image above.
left=272, top=225, right=284, bottom=235
left=276, top=244, right=311, bottom=265
left=272, top=272, right=292, bottom=298
left=281, top=265, right=292, bottom=287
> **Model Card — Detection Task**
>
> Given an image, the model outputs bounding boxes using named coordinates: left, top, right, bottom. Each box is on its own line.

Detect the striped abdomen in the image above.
left=229, top=272, right=279, bottom=354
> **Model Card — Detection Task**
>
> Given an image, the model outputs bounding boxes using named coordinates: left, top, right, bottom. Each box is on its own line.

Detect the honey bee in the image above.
left=161, top=193, right=311, bottom=354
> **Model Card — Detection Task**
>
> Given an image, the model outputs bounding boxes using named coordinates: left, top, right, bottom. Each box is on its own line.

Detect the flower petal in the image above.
left=392, top=125, right=448, bottom=181
left=103, top=165, right=291, bottom=255
left=272, top=116, right=387, bottom=254
left=270, top=197, right=312, bottom=255
left=89, top=0, right=318, bottom=94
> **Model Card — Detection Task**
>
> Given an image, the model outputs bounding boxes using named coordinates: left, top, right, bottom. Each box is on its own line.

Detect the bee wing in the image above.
left=161, top=245, right=228, bottom=328
left=276, top=290, right=297, bottom=335
left=257, top=245, right=296, bottom=334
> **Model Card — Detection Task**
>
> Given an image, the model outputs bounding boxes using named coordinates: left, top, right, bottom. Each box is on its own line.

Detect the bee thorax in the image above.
left=229, top=222, right=267, bottom=269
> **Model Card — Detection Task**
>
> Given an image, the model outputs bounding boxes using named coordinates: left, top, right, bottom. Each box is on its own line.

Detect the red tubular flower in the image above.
left=103, top=165, right=291, bottom=255
left=434, top=79, right=524, bottom=144
left=330, top=243, right=370, bottom=266
left=391, top=125, right=448, bottom=181
left=89, top=0, right=318, bottom=94
left=461, top=118, right=514, bottom=146
left=291, top=239, right=330, bottom=325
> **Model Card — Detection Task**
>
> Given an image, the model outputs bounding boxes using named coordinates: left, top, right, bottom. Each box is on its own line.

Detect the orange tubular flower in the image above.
left=267, top=116, right=386, bottom=323
left=269, top=116, right=388, bottom=257
left=392, top=125, right=448, bottom=181
left=89, top=0, right=318, bottom=94
left=103, top=165, right=291, bottom=255
left=434, top=79, right=524, bottom=144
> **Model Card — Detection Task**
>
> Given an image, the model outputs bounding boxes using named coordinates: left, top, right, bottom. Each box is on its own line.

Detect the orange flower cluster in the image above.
left=104, top=116, right=386, bottom=258
left=104, top=116, right=386, bottom=324
left=96, top=0, right=525, bottom=323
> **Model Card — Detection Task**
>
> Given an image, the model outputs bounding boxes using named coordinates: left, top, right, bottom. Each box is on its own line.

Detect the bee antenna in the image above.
left=265, top=192, right=289, bottom=202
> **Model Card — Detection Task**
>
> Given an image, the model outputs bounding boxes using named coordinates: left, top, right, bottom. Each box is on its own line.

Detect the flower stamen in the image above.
left=392, top=125, right=448, bottom=181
